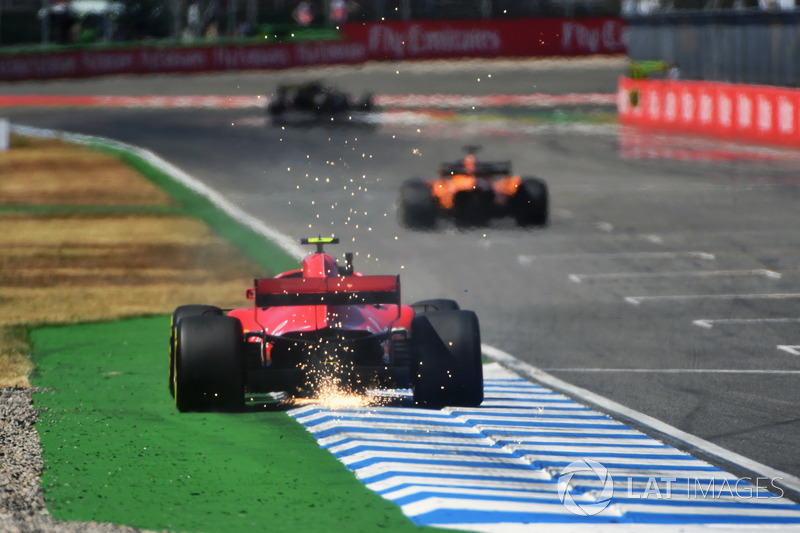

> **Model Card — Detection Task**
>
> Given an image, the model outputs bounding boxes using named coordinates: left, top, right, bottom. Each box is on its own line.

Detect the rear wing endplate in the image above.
left=255, top=275, right=400, bottom=308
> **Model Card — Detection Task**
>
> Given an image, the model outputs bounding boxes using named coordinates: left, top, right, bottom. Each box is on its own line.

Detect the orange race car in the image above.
left=397, top=146, right=549, bottom=229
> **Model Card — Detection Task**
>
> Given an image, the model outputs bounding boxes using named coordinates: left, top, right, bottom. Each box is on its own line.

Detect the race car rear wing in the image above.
left=439, top=161, right=512, bottom=177
left=253, top=275, right=400, bottom=308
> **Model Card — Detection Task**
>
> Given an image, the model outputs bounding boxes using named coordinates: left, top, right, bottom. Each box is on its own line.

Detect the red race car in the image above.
left=398, top=145, right=549, bottom=229
left=169, top=237, right=483, bottom=412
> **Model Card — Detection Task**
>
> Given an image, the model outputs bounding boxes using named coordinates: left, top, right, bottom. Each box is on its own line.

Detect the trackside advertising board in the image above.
left=618, top=77, right=800, bottom=148
left=0, top=17, right=625, bottom=81
left=344, top=17, right=625, bottom=60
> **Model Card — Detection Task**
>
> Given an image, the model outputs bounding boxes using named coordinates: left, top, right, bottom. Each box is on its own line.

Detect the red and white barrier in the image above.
left=618, top=77, right=800, bottom=148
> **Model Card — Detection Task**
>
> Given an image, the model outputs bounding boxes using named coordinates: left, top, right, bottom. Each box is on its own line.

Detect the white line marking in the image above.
left=519, top=251, right=715, bottom=264
left=595, top=221, right=615, bottom=232
left=626, top=293, right=800, bottom=306
left=570, top=269, right=780, bottom=284
left=540, top=368, right=800, bottom=374
left=516, top=254, right=535, bottom=266
left=693, top=318, right=800, bottom=329
left=642, top=234, right=664, bottom=244
left=481, top=344, right=800, bottom=500
left=778, top=345, right=800, bottom=356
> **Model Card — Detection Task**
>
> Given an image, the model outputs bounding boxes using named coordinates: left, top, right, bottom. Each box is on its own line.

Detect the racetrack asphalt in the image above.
left=5, top=55, right=800, bottom=490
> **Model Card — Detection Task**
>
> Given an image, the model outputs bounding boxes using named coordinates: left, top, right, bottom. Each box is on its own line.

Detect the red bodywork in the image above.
left=226, top=250, right=416, bottom=392
left=170, top=238, right=484, bottom=409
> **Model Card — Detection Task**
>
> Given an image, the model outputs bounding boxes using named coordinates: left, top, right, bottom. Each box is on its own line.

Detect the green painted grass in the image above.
left=31, top=316, right=439, bottom=532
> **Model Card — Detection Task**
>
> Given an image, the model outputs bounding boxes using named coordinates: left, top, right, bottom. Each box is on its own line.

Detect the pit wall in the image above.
left=618, top=77, right=800, bottom=149
left=0, top=17, right=625, bottom=82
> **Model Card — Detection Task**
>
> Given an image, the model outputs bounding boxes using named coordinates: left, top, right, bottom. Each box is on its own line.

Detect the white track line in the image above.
left=570, top=269, right=780, bottom=284
left=595, top=221, right=615, bottom=232
left=626, top=293, right=800, bottom=306
left=693, top=318, right=800, bottom=329
left=482, top=344, right=800, bottom=500
left=519, top=251, right=716, bottom=264
left=778, top=346, right=800, bottom=356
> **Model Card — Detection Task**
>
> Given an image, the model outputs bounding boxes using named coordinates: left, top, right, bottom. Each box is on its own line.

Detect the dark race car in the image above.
left=169, top=237, right=483, bottom=411
left=267, top=81, right=373, bottom=122
left=398, top=146, right=549, bottom=229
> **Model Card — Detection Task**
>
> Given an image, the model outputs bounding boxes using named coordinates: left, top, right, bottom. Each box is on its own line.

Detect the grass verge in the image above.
left=32, top=316, right=431, bottom=533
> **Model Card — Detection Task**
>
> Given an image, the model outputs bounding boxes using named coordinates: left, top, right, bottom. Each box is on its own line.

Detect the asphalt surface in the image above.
left=4, top=58, right=800, bottom=482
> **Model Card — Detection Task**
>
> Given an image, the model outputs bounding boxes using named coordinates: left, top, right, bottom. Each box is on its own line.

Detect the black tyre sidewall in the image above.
left=175, top=314, right=244, bottom=412
left=513, top=177, right=549, bottom=226
left=169, top=305, right=221, bottom=397
left=399, top=179, right=436, bottom=229
left=411, top=310, right=483, bottom=408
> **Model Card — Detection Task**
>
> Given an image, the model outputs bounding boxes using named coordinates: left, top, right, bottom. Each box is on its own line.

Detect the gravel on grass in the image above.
left=0, top=388, right=150, bottom=533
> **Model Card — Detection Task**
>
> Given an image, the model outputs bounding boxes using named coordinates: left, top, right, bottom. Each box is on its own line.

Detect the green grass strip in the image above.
left=31, top=317, right=439, bottom=532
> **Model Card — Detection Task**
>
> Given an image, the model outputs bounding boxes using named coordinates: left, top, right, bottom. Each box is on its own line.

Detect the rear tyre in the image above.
left=169, top=305, right=221, bottom=397
left=411, top=310, right=483, bottom=408
left=174, top=314, right=244, bottom=412
left=398, top=179, right=436, bottom=229
left=513, top=177, right=549, bottom=227
left=410, top=299, right=460, bottom=314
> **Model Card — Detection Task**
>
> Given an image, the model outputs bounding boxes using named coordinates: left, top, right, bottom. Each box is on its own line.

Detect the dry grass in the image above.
left=0, top=136, right=266, bottom=387
left=0, top=327, right=35, bottom=388
left=0, top=137, right=172, bottom=206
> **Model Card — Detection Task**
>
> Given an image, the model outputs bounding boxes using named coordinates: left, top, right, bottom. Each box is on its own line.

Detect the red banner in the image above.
left=343, top=17, right=626, bottom=60
left=0, top=17, right=625, bottom=82
left=618, top=77, right=800, bottom=148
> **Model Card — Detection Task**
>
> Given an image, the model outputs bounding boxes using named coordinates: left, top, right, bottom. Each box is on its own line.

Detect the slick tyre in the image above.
left=174, top=314, right=245, bottom=412
left=411, top=310, right=483, bottom=408
left=169, top=305, right=221, bottom=397
left=410, top=299, right=460, bottom=314
left=169, top=304, right=222, bottom=397
left=513, top=177, right=549, bottom=227
left=399, top=179, right=436, bottom=229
